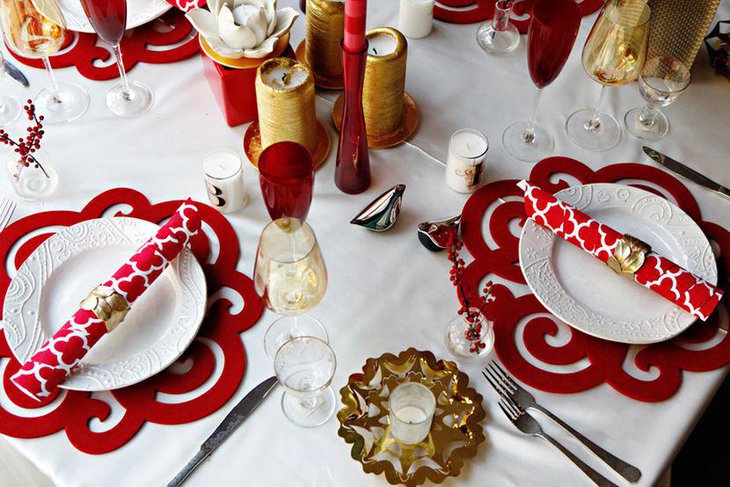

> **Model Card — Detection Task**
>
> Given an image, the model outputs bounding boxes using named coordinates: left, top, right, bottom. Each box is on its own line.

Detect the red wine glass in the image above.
left=502, top=0, right=581, bottom=162
left=258, top=142, right=315, bottom=221
left=79, top=0, right=152, bottom=117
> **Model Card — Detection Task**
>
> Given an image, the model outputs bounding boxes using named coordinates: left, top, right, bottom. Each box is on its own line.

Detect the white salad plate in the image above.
left=58, top=0, right=173, bottom=34
left=2, top=217, right=206, bottom=391
left=519, top=183, right=717, bottom=345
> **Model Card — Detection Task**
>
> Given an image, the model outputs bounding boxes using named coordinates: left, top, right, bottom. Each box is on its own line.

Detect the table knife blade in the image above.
left=3, top=60, right=29, bottom=88
left=166, top=376, right=278, bottom=487
left=643, top=146, right=730, bottom=200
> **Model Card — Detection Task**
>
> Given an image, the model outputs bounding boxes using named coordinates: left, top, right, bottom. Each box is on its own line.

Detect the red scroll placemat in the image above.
left=6, top=10, right=198, bottom=81
left=460, top=157, right=730, bottom=402
left=0, top=189, right=263, bottom=454
left=434, top=0, right=604, bottom=31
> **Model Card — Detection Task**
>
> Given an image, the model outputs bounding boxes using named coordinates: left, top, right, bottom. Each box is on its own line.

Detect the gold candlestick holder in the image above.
left=244, top=57, right=331, bottom=168
left=331, top=27, right=420, bottom=149
left=296, top=0, right=345, bottom=90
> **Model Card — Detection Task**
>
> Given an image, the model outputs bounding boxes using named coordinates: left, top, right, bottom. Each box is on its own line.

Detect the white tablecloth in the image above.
left=1, top=1, right=729, bottom=486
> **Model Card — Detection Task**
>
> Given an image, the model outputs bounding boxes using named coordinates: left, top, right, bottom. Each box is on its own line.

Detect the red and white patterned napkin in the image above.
left=11, top=201, right=202, bottom=401
left=166, top=0, right=206, bottom=12
left=518, top=180, right=723, bottom=321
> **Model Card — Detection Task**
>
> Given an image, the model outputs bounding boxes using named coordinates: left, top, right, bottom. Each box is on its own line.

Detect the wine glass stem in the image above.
left=639, top=105, right=659, bottom=127
left=586, top=85, right=608, bottom=132
left=492, top=1, right=512, bottom=32
left=42, top=57, right=61, bottom=101
left=522, top=88, right=543, bottom=144
left=112, top=43, right=132, bottom=98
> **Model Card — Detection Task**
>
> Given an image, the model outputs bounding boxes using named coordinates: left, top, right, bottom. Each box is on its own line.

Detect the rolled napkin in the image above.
left=518, top=180, right=723, bottom=321
left=11, top=201, right=202, bottom=400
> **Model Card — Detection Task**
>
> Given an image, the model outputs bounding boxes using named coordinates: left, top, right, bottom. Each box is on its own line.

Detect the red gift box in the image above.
left=200, top=34, right=295, bottom=127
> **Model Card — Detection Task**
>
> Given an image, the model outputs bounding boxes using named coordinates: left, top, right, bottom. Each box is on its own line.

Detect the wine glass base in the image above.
left=502, top=121, right=555, bottom=162
left=264, top=315, right=328, bottom=359
left=0, top=95, right=21, bottom=127
left=281, top=387, right=336, bottom=428
left=476, top=22, right=520, bottom=54
left=444, top=319, right=494, bottom=361
left=624, top=107, right=669, bottom=141
left=107, top=81, right=153, bottom=118
left=565, top=108, right=621, bottom=152
left=35, top=83, right=90, bottom=125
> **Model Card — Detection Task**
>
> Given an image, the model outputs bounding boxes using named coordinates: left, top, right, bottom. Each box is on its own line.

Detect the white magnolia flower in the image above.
left=187, top=0, right=299, bottom=59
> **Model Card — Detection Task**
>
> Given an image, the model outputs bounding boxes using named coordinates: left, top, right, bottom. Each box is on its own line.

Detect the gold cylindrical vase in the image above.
left=363, top=27, right=408, bottom=137
left=303, top=0, right=345, bottom=88
left=255, top=58, right=318, bottom=152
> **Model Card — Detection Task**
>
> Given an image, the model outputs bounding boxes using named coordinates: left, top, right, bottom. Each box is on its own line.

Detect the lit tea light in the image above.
left=445, top=128, right=489, bottom=194
left=203, top=149, right=247, bottom=213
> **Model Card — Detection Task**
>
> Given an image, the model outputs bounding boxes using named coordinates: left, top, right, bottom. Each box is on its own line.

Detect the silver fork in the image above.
left=0, top=197, right=17, bottom=232
left=484, top=362, right=641, bottom=483
left=498, top=395, right=618, bottom=487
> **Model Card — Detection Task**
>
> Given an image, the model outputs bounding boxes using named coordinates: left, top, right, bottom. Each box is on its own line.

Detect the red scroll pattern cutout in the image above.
left=6, top=10, right=198, bottom=81
left=434, top=0, right=604, bottom=31
left=0, top=188, right=264, bottom=454
left=460, top=157, right=730, bottom=402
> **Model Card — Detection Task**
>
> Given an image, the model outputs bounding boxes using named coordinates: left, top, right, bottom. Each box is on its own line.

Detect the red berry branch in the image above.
left=0, top=100, right=48, bottom=179
left=447, top=230, right=495, bottom=354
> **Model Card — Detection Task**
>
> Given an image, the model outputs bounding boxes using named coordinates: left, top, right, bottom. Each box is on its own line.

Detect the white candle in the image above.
left=261, top=65, right=310, bottom=91
left=203, top=149, right=247, bottom=213
left=367, top=32, right=398, bottom=56
left=398, top=0, right=434, bottom=39
left=445, top=128, right=489, bottom=194
left=388, top=382, right=435, bottom=444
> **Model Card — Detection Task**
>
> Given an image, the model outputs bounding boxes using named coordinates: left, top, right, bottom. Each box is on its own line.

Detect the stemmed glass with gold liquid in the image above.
left=254, top=218, right=329, bottom=360
left=0, top=0, right=90, bottom=124
left=565, top=0, right=650, bottom=152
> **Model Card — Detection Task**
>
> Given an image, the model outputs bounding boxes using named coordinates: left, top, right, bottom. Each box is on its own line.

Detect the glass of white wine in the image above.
left=565, top=0, right=650, bottom=152
left=0, top=0, right=90, bottom=124
left=254, top=218, right=329, bottom=359
left=624, top=56, right=691, bottom=141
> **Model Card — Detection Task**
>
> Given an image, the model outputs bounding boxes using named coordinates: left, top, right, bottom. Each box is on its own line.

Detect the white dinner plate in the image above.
left=58, top=0, right=173, bottom=34
left=2, top=217, right=206, bottom=391
left=519, top=183, right=718, bottom=345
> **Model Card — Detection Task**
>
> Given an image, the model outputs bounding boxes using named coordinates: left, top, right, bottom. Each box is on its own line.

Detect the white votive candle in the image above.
left=388, top=382, right=436, bottom=444
left=367, top=32, right=398, bottom=56
left=445, top=128, right=489, bottom=194
left=261, top=65, right=310, bottom=90
left=399, top=0, right=434, bottom=39
left=203, top=149, right=247, bottom=213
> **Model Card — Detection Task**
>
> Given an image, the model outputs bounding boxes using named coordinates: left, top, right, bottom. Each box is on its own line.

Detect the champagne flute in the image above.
left=254, top=218, right=329, bottom=359
left=0, top=0, right=90, bottom=124
left=624, top=56, right=690, bottom=141
left=565, top=0, right=650, bottom=152
left=502, top=0, right=581, bottom=162
left=0, top=51, right=22, bottom=126
left=79, top=0, right=152, bottom=117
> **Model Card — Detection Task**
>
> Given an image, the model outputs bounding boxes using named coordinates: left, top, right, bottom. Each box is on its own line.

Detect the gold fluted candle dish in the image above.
left=244, top=57, right=331, bottom=168
left=296, top=0, right=345, bottom=89
left=331, top=27, right=420, bottom=149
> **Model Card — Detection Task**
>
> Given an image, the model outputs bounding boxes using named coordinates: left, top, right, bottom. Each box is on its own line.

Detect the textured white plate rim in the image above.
left=2, top=217, right=207, bottom=391
left=58, top=0, right=173, bottom=34
left=518, top=183, right=717, bottom=345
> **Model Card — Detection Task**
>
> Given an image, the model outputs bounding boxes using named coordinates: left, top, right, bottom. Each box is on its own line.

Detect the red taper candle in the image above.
left=344, top=0, right=367, bottom=52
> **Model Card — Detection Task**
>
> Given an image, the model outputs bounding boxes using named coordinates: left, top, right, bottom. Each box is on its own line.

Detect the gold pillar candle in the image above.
left=363, top=27, right=408, bottom=137
left=255, top=58, right=318, bottom=153
left=304, top=0, right=345, bottom=87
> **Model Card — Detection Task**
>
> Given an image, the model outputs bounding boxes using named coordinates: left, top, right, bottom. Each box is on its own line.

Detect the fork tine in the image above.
left=484, top=366, right=512, bottom=398
left=497, top=401, right=515, bottom=421
left=0, top=200, right=12, bottom=231
left=481, top=369, right=503, bottom=394
left=492, top=361, right=519, bottom=390
left=0, top=200, right=15, bottom=232
left=500, top=391, right=525, bottom=414
left=499, top=396, right=522, bottom=419
left=487, top=362, right=514, bottom=392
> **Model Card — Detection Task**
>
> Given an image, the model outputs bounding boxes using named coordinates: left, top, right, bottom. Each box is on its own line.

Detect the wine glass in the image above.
left=0, top=52, right=21, bottom=126
left=565, top=0, right=650, bottom=151
left=0, top=0, right=90, bottom=124
left=254, top=218, right=328, bottom=359
left=79, top=0, right=152, bottom=117
left=476, top=1, right=520, bottom=55
left=624, top=56, right=691, bottom=141
left=274, top=336, right=336, bottom=428
left=502, top=0, right=581, bottom=162
left=258, top=142, right=315, bottom=221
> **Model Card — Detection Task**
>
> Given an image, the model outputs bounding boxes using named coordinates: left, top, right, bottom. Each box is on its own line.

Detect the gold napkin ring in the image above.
left=606, top=234, right=652, bottom=278
left=80, top=286, right=130, bottom=333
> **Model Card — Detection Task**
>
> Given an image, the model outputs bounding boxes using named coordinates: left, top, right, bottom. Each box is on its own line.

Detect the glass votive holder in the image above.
left=445, top=128, right=489, bottom=194
left=388, top=382, right=436, bottom=444
left=203, top=149, right=247, bottom=213
left=444, top=307, right=495, bottom=361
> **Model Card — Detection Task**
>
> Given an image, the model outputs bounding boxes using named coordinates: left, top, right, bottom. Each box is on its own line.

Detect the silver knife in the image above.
left=643, top=146, right=730, bottom=201
left=167, top=376, right=278, bottom=487
left=3, top=60, right=29, bottom=88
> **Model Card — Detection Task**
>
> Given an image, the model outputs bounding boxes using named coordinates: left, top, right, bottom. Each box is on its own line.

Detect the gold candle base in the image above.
left=332, top=91, right=420, bottom=149
left=243, top=120, right=331, bottom=169
left=296, top=41, right=344, bottom=90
